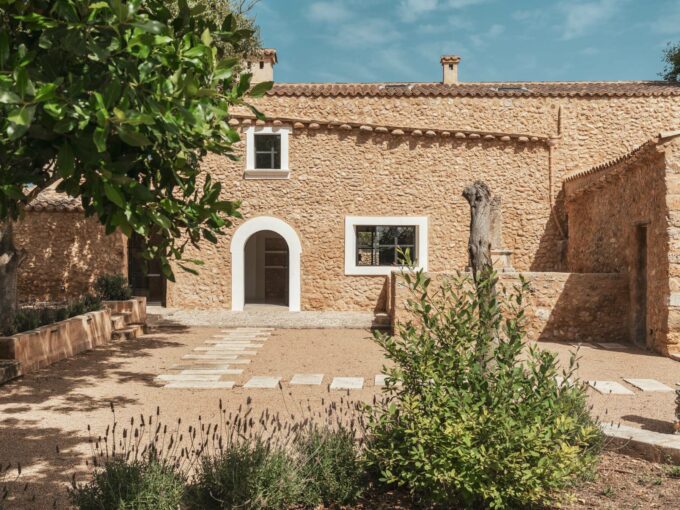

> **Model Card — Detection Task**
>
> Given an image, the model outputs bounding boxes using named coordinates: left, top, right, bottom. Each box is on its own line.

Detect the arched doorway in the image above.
left=231, top=217, right=301, bottom=312
left=244, top=230, right=289, bottom=306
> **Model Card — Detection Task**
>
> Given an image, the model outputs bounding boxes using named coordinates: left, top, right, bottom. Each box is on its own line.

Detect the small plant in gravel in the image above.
left=365, top=269, right=601, bottom=509
left=94, top=274, right=134, bottom=302
left=296, top=425, right=365, bottom=507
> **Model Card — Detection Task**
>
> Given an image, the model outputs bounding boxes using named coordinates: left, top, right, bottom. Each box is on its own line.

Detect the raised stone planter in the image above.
left=103, top=297, right=146, bottom=325
left=0, top=309, right=112, bottom=375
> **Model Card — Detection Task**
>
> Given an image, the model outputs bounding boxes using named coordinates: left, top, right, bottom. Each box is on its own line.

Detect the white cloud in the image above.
left=307, top=2, right=352, bottom=23
left=399, top=0, right=439, bottom=22
left=470, top=23, right=505, bottom=47
left=446, top=0, right=490, bottom=8
left=331, top=19, right=400, bottom=48
left=559, top=0, right=626, bottom=40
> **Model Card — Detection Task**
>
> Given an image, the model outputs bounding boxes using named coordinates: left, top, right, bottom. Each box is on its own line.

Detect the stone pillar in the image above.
left=489, top=196, right=515, bottom=272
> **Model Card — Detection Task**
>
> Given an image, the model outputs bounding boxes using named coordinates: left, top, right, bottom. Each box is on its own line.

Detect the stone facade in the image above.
left=565, top=136, right=680, bottom=355
left=15, top=210, right=127, bottom=303
left=390, top=271, right=629, bottom=345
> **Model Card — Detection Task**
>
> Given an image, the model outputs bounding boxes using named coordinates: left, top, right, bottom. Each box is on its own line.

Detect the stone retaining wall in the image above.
left=390, top=271, right=629, bottom=344
left=0, top=309, right=112, bottom=374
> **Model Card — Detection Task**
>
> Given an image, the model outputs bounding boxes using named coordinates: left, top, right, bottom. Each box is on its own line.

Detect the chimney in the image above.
left=440, top=55, right=461, bottom=85
left=245, top=48, right=278, bottom=83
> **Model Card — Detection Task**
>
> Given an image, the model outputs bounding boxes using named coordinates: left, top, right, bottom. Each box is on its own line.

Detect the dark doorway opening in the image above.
left=128, top=233, right=166, bottom=306
left=633, top=224, right=648, bottom=347
left=244, top=230, right=289, bottom=306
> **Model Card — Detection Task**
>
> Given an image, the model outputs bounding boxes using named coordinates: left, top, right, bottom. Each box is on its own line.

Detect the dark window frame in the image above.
left=355, top=225, right=417, bottom=267
left=254, top=133, right=282, bottom=170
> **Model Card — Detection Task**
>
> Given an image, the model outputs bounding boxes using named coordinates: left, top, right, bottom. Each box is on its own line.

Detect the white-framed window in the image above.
left=245, top=125, right=291, bottom=179
left=344, top=216, right=428, bottom=275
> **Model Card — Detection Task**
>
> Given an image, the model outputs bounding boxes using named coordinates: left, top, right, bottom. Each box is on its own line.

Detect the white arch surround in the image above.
left=230, top=216, right=302, bottom=312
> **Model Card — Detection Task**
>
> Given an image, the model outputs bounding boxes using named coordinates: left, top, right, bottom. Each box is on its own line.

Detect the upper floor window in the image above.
left=245, top=125, right=291, bottom=179
left=255, top=134, right=281, bottom=169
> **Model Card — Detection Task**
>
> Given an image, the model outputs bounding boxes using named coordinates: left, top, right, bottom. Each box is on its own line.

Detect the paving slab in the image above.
left=193, top=347, right=257, bottom=355
left=182, top=354, right=239, bottom=360
left=164, top=381, right=235, bottom=389
left=156, top=374, right=220, bottom=382
left=290, top=374, right=324, bottom=385
left=595, top=342, right=629, bottom=350
left=170, top=363, right=234, bottom=370
left=330, top=377, right=364, bottom=390
left=588, top=380, right=635, bottom=395
left=205, top=340, right=264, bottom=345
left=623, top=378, right=674, bottom=392
left=180, top=369, right=243, bottom=375
left=374, top=374, right=387, bottom=386
left=243, top=376, right=281, bottom=389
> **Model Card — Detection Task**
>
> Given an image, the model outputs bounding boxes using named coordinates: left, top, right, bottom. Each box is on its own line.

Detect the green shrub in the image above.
left=296, top=426, right=364, bottom=507
left=69, top=457, right=185, bottom=510
left=365, top=270, right=601, bottom=509
left=2, top=295, right=102, bottom=336
left=94, top=273, right=133, bottom=301
left=187, top=439, right=302, bottom=510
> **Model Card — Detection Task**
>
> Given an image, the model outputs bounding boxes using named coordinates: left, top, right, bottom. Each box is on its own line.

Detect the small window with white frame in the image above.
left=345, top=216, right=428, bottom=275
left=245, top=125, right=291, bottom=179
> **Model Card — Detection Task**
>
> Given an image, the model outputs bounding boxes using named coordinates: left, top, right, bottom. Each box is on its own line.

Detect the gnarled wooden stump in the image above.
left=462, top=181, right=494, bottom=283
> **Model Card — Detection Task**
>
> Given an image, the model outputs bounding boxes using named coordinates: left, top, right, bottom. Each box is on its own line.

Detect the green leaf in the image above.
left=93, top=126, right=107, bottom=152
left=0, top=90, right=21, bottom=104
left=249, top=80, right=273, bottom=98
left=8, top=105, right=35, bottom=126
left=117, top=128, right=151, bottom=147
left=56, top=143, right=75, bottom=178
left=104, top=182, right=126, bottom=209
left=34, top=83, right=58, bottom=102
left=132, top=20, right=167, bottom=34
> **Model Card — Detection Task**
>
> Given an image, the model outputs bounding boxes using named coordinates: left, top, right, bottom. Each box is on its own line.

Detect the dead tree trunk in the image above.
left=0, top=222, right=24, bottom=334
left=462, top=181, right=494, bottom=283
left=463, top=181, right=499, bottom=366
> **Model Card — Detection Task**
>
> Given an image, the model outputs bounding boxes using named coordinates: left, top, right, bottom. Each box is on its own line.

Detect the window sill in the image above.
left=345, top=265, right=423, bottom=276
left=244, top=169, right=290, bottom=180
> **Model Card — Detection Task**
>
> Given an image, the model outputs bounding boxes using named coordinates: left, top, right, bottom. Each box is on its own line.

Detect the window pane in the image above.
left=254, top=134, right=281, bottom=169
left=354, top=225, right=417, bottom=266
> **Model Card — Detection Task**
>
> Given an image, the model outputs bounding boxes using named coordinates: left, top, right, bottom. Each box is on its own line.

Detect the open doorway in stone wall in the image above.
left=244, top=230, right=289, bottom=309
left=128, top=232, right=166, bottom=306
left=632, top=223, right=649, bottom=347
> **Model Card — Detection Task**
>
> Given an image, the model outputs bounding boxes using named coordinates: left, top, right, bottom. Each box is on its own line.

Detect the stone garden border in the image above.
left=602, top=423, right=680, bottom=464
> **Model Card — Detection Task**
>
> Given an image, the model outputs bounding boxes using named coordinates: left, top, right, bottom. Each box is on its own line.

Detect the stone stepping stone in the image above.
left=588, top=380, right=635, bottom=395
left=623, top=378, right=674, bottom=392
left=244, top=376, right=281, bottom=389
left=157, top=374, right=220, bottom=382
left=170, top=363, right=234, bottom=370
left=181, top=369, right=243, bottom=376
left=595, top=342, right=628, bottom=350
left=330, top=377, right=364, bottom=390
left=164, top=381, right=235, bottom=389
left=205, top=340, right=264, bottom=345
left=290, top=374, right=324, bottom=386
left=374, top=374, right=387, bottom=387
left=183, top=354, right=238, bottom=360
left=194, top=347, right=257, bottom=355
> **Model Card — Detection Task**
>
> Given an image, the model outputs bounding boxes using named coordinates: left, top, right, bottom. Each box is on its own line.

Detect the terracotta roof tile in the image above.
left=25, top=189, right=82, bottom=212
left=268, top=81, right=680, bottom=98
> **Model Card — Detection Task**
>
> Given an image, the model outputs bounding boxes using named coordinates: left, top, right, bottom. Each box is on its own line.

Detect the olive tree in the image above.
left=0, top=0, right=271, bottom=330
left=661, top=42, right=680, bottom=82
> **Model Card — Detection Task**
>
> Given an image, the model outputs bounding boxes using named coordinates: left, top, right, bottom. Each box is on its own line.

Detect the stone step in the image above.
left=110, top=314, right=127, bottom=330
left=0, top=360, right=21, bottom=385
left=112, top=324, right=145, bottom=341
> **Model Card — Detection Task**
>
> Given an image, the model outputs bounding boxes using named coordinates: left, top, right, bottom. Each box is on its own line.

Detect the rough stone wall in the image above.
left=390, top=271, right=629, bottom=344
left=168, top=129, right=558, bottom=310
left=250, top=94, right=680, bottom=178
left=564, top=142, right=672, bottom=354
left=661, top=139, right=680, bottom=356
left=15, top=212, right=127, bottom=303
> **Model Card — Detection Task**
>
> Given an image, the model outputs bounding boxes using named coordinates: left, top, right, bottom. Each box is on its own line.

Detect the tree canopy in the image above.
left=661, top=42, right=680, bottom=82
left=0, top=0, right=271, bottom=281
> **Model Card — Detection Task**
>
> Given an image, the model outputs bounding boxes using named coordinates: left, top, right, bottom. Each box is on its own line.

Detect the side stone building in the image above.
left=17, top=52, right=680, bottom=358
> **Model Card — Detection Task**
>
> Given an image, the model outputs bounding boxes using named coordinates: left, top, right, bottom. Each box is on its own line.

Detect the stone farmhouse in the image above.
left=16, top=50, right=680, bottom=358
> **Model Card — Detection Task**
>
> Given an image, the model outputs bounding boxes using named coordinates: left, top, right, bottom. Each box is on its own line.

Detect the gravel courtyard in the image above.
left=1, top=317, right=679, bottom=508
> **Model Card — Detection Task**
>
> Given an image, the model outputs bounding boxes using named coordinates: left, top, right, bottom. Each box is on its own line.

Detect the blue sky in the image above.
left=251, top=0, right=680, bottom=83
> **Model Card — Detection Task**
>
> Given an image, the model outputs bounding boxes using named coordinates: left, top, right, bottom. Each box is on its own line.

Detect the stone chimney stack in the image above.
left=440, top=55, right=461, bottom=84
left=245, top=48, right=278, bottom=83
